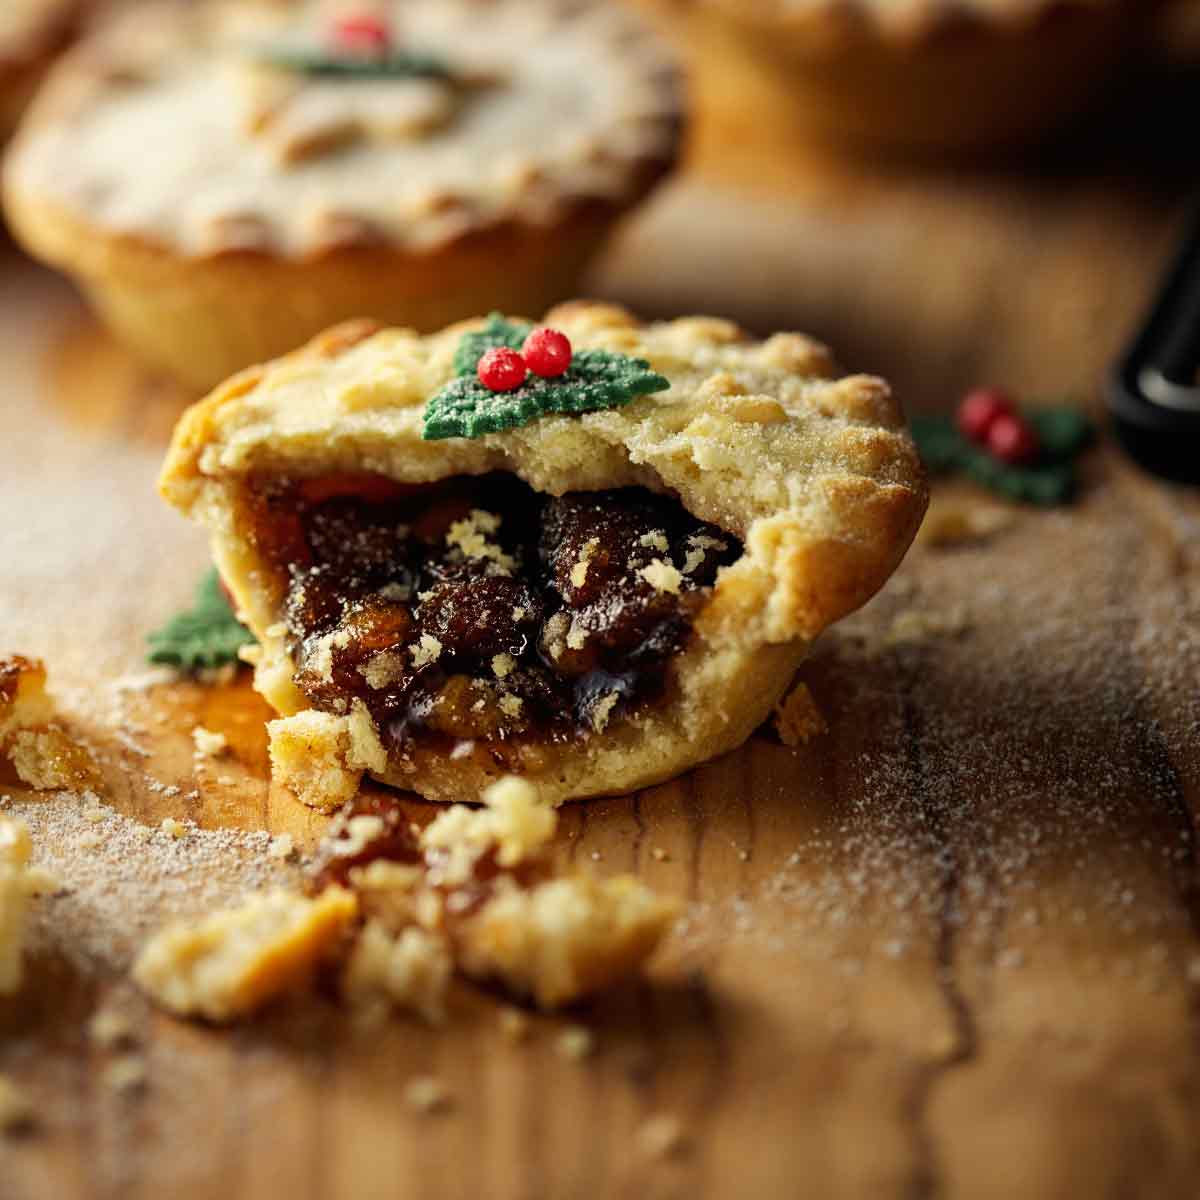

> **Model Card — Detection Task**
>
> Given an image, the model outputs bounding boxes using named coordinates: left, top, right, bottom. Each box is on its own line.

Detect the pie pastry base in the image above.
left=644, top=0, right=1149, bottom=155
left=4, top=192, right=648, bottom=393
left=160, top=303, right=927, bottom=807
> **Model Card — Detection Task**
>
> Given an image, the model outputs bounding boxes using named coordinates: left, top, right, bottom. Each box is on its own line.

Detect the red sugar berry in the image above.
left=956, top=387, right=1015, bottom=444
left=987, top=412, right=1040, bottom=465
left=477, top=346, right=527, bottom=392
left=522, top=327, right=573, bottom=378
left=332, top=13, right=392, bottom=57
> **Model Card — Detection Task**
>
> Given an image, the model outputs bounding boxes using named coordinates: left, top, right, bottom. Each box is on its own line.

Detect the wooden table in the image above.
left=3, top=67, right=1200, bottom=1199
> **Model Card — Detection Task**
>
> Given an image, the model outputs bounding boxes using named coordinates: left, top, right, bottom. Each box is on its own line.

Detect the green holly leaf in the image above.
left=909, top=405, right=1094, bottom=508
left=424, top=315, right=671, bottom=441
left=147, top=569, right=256, bottom=671
left=452, top=313, right=531, bottom=377
left=258, top=49, right=450, bottom=81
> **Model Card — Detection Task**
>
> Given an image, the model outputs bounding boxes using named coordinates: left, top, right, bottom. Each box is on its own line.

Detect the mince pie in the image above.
left=158, top=302, right=928, bottom=807
left=2, top=0, right=681, bottom=390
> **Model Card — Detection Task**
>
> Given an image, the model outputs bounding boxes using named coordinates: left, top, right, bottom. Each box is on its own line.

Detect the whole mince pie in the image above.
left=2, top=0, right=681, bottom=391
left=158, top=302, right=928, bottom=807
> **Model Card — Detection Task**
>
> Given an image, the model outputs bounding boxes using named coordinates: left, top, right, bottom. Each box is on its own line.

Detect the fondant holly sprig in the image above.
left=147, top=569, right=255, bottom=671
left=261, top=12, right=450, bottom=81
left=423, top=315, right=670, bottom=441
left=911, top=388, right=1095, bottom=506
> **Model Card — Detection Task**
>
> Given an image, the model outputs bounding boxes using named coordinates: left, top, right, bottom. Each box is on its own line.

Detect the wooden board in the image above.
left=3, top=101, right=1200, bottom=1199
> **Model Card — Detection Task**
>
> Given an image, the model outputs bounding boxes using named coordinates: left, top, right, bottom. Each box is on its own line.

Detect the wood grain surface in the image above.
left=3, top=67, right=1200, bottom=1199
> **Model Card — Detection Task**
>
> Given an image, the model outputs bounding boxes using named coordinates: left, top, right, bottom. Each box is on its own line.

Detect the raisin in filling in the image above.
left=243, top=473, right=740, bottom=764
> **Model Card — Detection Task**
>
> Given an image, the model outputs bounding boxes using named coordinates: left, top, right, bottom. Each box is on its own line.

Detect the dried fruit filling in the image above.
left=245, top=473, right=739, bottom=760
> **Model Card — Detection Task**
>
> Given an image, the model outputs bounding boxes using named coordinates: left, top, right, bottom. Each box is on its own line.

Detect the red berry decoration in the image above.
left=477, top=347, right=527, bottom=392
left=956, top=387, right=1015, bottom=444
left=522, top=327, right=573, bottom=378
left=986, top=413, right=1040, bottom=465
left=332, top=12, right=392, bottom=57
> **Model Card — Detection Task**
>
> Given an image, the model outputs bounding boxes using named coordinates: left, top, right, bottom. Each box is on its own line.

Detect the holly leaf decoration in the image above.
left=147, top=569, right=256, bottom=671
left=258, top=49, right=450, bottom=81
left=910, top=406, right=1095, bottom=507
left=424, top=315, right=671, bottom=441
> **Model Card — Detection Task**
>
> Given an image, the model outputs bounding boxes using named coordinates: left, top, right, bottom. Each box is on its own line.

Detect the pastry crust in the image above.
left=646, top=0, right=1151, bottom=154
left=2, top=0, right=682, bottom=389
left=160, top=302, right=927, bottom=806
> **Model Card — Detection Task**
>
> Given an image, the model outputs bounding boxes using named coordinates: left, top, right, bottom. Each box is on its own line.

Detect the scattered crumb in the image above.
left=341, top=922, right=451, bottom=1027
left=499, top=1007, right=532, bottom=1041
left=638, top=530, right=669, bottom=553
left=88, top=1006, right=138, bottom=1049
left=652, top=847, right=669, bottom=863
left=918, top=498, right=1017, bottom=548
left=556, top=1025, right=595, bottom=1060
left=640, top=558, right=682, bottom=595
left=410, top=634, right=444, bottom=669
left=491, top=652, right=516, bottom=680
left=498, top=693, right=523, bottom=718
left=101, top=1055, right=146, bottom=1095
left=774, top=682, right=828, bottom=748
left=590, top=691, right=619, bottom=734
left=570, top=538, right=599, bottom=588
left=638, top=1113, right=689, bottom=1160
left=132, top=888, right=358, bottom=1022
left=884, top=606, right=970, bottom=648
left=0, top=1075, right=34, bottom=1135
left=267, top=833, right=295, bottom=861
left=404, top=1075, right=453, bottom=1115
left=190, top=726, right=228, bottom=759
left=160, top=817, right=188, bottom=840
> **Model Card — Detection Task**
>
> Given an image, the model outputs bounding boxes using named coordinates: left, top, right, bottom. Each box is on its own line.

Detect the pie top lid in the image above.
left=160, top=302, right=929, bottom=645
left=5, top=0, right=681, bottom=258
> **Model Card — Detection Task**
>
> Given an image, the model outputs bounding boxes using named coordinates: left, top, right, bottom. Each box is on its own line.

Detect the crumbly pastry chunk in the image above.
left=132, top=886, right=358, bottom=1021
left=319, top=776, right=678, bottom=1011
left=0, top=817, right=58, bottom=997
left=159, top=303, right=926, bottom=806
left=0, top=655, right=95, bottom=792
left=773, top=680, right=827, bottom=747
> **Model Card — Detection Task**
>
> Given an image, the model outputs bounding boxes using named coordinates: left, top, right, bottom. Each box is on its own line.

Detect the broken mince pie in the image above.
left=158, top=303, right=927, bottom=807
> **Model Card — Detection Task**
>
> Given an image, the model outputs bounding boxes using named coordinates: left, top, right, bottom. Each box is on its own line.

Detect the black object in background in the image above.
left=1108, top=206, right=1200, bottom=484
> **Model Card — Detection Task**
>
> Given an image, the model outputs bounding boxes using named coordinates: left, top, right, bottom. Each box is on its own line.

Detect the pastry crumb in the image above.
left=590, top=691, right=619, bottom=734
left=638, top=1113, right=689, bottom=1160
left=774, top=682, right=827, bottom=748
left=491, top=652, right=516, bottom=680
left=101, top=1055, right=146, bottom=1095
left=267, top=833, right=295, bottom=861
left=498, top=1007, right=532, bottom=1041
left=160, top=817, right=188, bottom=840
left=88, top=1007, right=138, bottom=1050
left=498, top=693, right=523, bottom=718
left=133, top=887, right=358, bottom=1022
left=570, top=537, right=599, bottom=588
left=191, top=726, right=228, bottom=759
left=885, top=607, right=970, bottom=647
left=918, top=498, right=1016, bottom=548
left=638, top=530, right=669, bottom=553
left=342, top=922, right=451, bottom=1027
left=556, top=1025, right=595, bottom=1060
left=404, top=1075, right=453, bottom=1115
left=410, top=634, right=444, bottom=669
left=639, top=558, right=682, bottom=594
